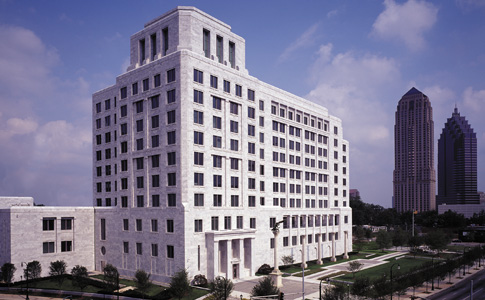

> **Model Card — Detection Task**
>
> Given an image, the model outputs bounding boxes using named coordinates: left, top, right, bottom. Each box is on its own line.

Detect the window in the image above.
left=152, top=135, right=159, bottom=148
left=123, top=219, right=129, bottom=231
left=166, top=219, right=174, bottom=232
left=231, top=176, right=239, bottom=188
left=194, top=172, right=204, bottom=186
left=229, top=41, right=235, bottom=68
left=120, top=123, right=127, bottom=135
left=230, top=121, right=238, bottom=133
left=61, top=218, right=72, bottom=230
left=230, top=102, right=239, bottom=115
left=154, top=74, right=161, bottom=87
left=152, top=174, right=160, bottom=187
left=230, top=139, right=238, bottom=151
left=194, top=131, right=204, bottom=145
left=213, top=194, right=222, bottom=206
left=167, top=131, right=176, bottom=145
left=194, top=90, right=203, bottom=104
left=137, top=176, right=144, bottom=189
left=132, top=82, right=138, bottom=95
left=135, top=219, right=143, bottom=231
left=167, top=89, right=176, bottom=103
left=248, top=142, right=256, bottom=154
left=224, top=80, right=230, bottom=93
left=120, top=105, right=127, bottom=117
left=248, top=160, right=256, bottom=172
left=167, top=110, right=176, bottom=124
left=136, top=243, right=142, bottom=255
left=250, top=218, right=256, bottom=229
left=152, top=115, right=159, bottom=128
left=96, top=119, right=101, bottom=129
left=143, top=78, right=149, bottom=91
left=195, top=219, right=203, bottom=232
left=216, top=35, right=223, bottom=63
left=210, top=75, right=218, bottom=89
left=213, top=135, right=222, bottom=148
left=137, top=195, right=144, bottom=207
left=43, top=218, right=55, bottom=231
left=136, top=138, right=143, bottom=150
left=236, top=84, right=242, bottom=97
left=194, top=69, right=203, bottom=83
left=212, top=216, right=219, bottom=230
left=167, top=245, right=174, bottom=258
left=230, top=158, right=239, bottom=170
left=213, top=116, right=222, bottom=129
left=168, top=193, right=176, bottom=207
left=120, top=87, right=127, bottom=99
left=162, top=27, right=169, bottom=55
left=167, top=68, right=175, bottom=83
left=101, top=218, right=106, bottom=240
left=248, top=107, right=255, bottom=119
left=136, top=119, right=143, bottom=132
left=248, top=89, right=255, bottom=101
left=43, top=242, right=55, bottom=253
left=231, top=195, right=239, bottom=206
left=213, top=175, right=222, bottom=187
left=123, top=242, right=129, bottom=253
left=194, top=110, right=203, bottom=124
left=248, top=195, right=256, bottom=207
left=237, top=216, right=243, bottom=229
left=213, top=96, right=222, bottom=110
left=224, top=216, right=231, bottom=230
left=151, top=219, right=158, bottom=232
left=152, top=155, right=160, bottom=168
left=152, top=244, right=158, bottom=257
left=194, top=152, right=204, bottom=166
left=167, top=173, right=176, bottom=186
left=194, top=193, right=204, bottom=206
left=152, top=195, right=160, bottom=207
left=203, top=29, right=210, bottom=58
left=213, top=155, right=222, bottom=168
left=96, top=102, right=102, bottom=113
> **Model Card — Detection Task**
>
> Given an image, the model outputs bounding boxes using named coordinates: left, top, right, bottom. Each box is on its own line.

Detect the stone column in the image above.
left=226, top=240, right=232, bottom=279
left=213, top=241, right=219, bottom=278
left=270, top=230, right=283, bottom=287
left=343, top=231, right=349, bottom=259
left=330, top=233, right=336, bottom=262
left=317, top=233, right=323, bottom=265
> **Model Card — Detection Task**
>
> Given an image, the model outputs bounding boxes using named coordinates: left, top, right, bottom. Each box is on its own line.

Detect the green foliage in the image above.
left=392, top=228, right=409, bottom=248
left=192, top=274, right=208, bottom=287
left=169, top=269, right=190, bottom=300
left=250, top=276, right=279, bottom=297
left=351, top=277, right=371, bottom=297
left=71, top=265, right=89, bottom=291
left=49, top=260, right=67, bottom=287
left=425, top=230, right=450, bottom=254
left=103, top=263, right=119, bottom=291
left=281, top=255, right=295, bottom=266
left=323, top=282, right=347, bottom=300
left=24, top=261, right=42, bottom=280
left=1, top=263, right=16, bottom=285
left=346, top=261, right=363, bottom=278
left=375, top=230, right=392, bottom=251
left=210, top=276, right=234, bottom=300
left=134, top=269, right=152, bottom=297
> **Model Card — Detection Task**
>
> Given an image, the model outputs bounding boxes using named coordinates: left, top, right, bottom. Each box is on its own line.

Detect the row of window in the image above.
left=42, top=218, right=73, bottom=231
left=43, top=241, right=72, bottom=253
left=122, top=241, right=174, bottom=258
left=270, top=215, right=348, bottom=228
left=271, top=232, right=340, bottom=249
left=202, top=28, right=236, bottom=68
left=119, top=69, right=175, bottom=100
left=137, top=27, right=169, bottom=65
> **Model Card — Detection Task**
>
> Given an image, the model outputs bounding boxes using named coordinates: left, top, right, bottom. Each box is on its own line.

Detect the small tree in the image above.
left=103, top=264, right=119, bottom=291
left=376, top=230, right=392, bottom=252
left=347, top=261, right=364, bottom=278
left=134, top=269, right=152, bottom=298
left=210, top=276, right=234, bottom=300
left=281, top=255, right=295, bottom=266
left=192, top=274, right=208, bottom=287
left=250, top=276, right=279, bottom=297
left=425, top=230, right=449, bottom=256
left=352, top=277, right=371, bottom=298
left=24, top=261, right=42, bottom=280
left=169, top=269, right=190, bottom=300
left=49, top=260, right=67, bottom=287
left=1, top=263, right=16, bottom=286
left=71, top=265, right=89, bottom=291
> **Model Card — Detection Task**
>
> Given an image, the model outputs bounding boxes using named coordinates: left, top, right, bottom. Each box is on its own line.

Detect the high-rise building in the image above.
left=92, top=7, right=352, bottom=282
left=437, top=107, right=478, bottom=205
left=393, top=87, right=436, bottom=212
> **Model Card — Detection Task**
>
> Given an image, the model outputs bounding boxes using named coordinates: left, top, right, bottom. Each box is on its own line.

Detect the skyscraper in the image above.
left=437, top=107, right=478, bottom=205
left=92, top=7, right=352, bottom=282
left=393, top=87, right=436, bottom=212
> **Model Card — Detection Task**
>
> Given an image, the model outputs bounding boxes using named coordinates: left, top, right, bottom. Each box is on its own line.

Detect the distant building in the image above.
left=349, top=189, right=360, bottom=198
left=437, top=107, right=479, bottom=205
left=393, top=87, right=436, bottom=212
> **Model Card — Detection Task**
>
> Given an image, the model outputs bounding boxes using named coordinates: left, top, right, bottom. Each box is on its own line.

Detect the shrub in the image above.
left=192, top=274, right=208, bottom=287
left=257, top=264, right=273, bottom=275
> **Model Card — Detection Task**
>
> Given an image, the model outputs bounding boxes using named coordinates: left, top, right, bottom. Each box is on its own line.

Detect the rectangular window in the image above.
left=139, top=39, right=145, bottom=64
left=224, top=80, right=230, bottom=93
left=210, top=75, right=218, bottom=89
left=194, top=69, right=203, bottom=83
left=194, top=193, right=204, bottom=206
left=167, top=131, right=176, bottom=145
left=248, top=89, right=255, bottom=101
left=230, top=139, right=238, bottom=151
left=194, top=152, right=204, bottom=166
left=123, top=242, right=129, bottom=254
left=203, top=29, right=210, bottom=58
left=195, top=219, right=203, bottom=232
left=213, top=96, right=222, bottom=110
left=166, top=219, right=174, bottom=233
left=137, top=195, right=144, bottom=207
left=152, top=195, right=160, bottom=207
left=101, top=218, right=106, bottom=240
left=132, top=82, right=138, bottom=95
left=213, top=136, right=222, bottom=148
left=194, top=131, right=204, bottom=145
left=250, top=218, right=256, bottom=229
left=143, top=78, right=149, bottom=91
left=151, top=219, right=158, bottom=232
left=123, top=219, right=129, bottom=231
left=43, top=242, right=55, bottom=253
left=194, top=90, right=203, bottom=104
left=236, top=85, right=242, bottom=97
left=194, top=110, right=204, bottom=124
left=136, top=243, right=142, bottom=255
left=229, top=41, right=235, bottom=68
left=154, top=74, right=161, bottom=87
left=152, top=135, right=159, bottom=147
left=43, top=218, right=55, bottom=231
left=248, top=107, right=255, bottom=119
left=213, top=194, right=222, bottom=206
left=194, top=172, right=204, bottom=186
left=231, top=195, right=239, bottom=206
left=211, top=216, right=219, bottom=230
left=224, top=216, right=231, bottom=230
left=152, top=244, right=158, bottom=257
left=167, top=68, right=175, bottom=83
left=213, top=116, right=222, bottom=129
left=162, top=27, right=168, bottom=56
left=120, top=87, right=127, bottom=99
left=213, top=155, right=222, bottom=168
left=61, top=218, right=72, bottom=230
left=216, top=35, right=223, bottom=63
left=167, top=173, right=176, bottom=186
left=237, top=216, right=243, bottom=229
left=167, top=110, right=176, bottom=124
left=167, top=193, right=176, bottom=207
left=213, top=175, right=222, bottom=187
left=167, top=89, right=176, bottom=103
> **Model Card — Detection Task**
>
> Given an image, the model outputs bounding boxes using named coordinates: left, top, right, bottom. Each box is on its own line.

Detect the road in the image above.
left=427, top=269, right=485, bottom=300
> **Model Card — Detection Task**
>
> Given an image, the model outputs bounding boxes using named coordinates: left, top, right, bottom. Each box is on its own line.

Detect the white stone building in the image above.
left=0, top=197, right=95, bottom=281
left=92, top=6, right=352, bottom=283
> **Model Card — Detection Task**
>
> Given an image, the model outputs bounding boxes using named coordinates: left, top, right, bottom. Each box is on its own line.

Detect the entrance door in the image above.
left=233, top=264, right=239, bottom=279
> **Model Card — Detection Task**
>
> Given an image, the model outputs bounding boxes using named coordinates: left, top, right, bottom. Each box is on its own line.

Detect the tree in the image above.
left=49, top=260, right=67, bottom=287
left=408, top=235, right=424, bottom=254
left=134, top=269, right=151, bottom=298
left=1, top=263, right=16, bottom=286
left=24, top=261, right=42, bottom=280
left=347, top=261, right=363, bottom=278
left=376, top=230, right=392, bottom=251
left=392, top=228, right=408, bottom=249
left=425, top=230, right=449, bottom=256
left=351, top=277, right=371, bottom=298
left=103, top=264, right=119, bottom=291
left=281, top=255, right=295, bottom=266
left=71, top=265, right=89, bottom=291
left=169, top=269, right=190, bottom=300
left=250, top=276, right=279, bottom=297
left=210, top=276, right=234, bottom=300
left=192, top=274, right=208, bottom=287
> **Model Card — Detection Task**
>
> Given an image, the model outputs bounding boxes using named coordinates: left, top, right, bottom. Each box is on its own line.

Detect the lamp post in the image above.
left=431, top=256, right=435, bottom=291
left=463, top=247, right=469, bottom=276
left=300, top=249, right=305, bottom=300
left=21, top=262, right=29, bottom=300
left=390, top=263, right=400, bottom=300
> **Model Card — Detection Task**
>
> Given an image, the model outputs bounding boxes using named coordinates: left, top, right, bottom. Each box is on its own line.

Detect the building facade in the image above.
left=437, top=107, right=479, bottom=205
left=92, top=6, right=352, bottom=283
left=393, top=87, right=436, bottom=212
left=0, top=197, right=95, bottom=281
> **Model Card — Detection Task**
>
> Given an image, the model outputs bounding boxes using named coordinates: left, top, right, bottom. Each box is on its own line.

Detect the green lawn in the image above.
left=182, top=288, right=210, bottom=300
left=290, top=253, right=373, bottom=277
left=90, top=274, right=139, bottom=287
left=336, top=257, right=429, bottom=282
left=13, top=277, right=103, bottom=293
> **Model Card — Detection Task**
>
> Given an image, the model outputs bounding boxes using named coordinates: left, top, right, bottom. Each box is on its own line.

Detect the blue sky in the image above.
left=0, top=0, right=484, bottom=207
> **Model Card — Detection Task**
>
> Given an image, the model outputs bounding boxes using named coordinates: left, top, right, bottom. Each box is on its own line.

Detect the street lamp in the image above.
left=431, top=255, right=435, bottom=290
left=299, top=249, right=305, bottom=300
left=21, top=262, right=29, bottom=300
left=390, top=263, right=400, bottom=300
left=319, top=277, right=330, bottom=300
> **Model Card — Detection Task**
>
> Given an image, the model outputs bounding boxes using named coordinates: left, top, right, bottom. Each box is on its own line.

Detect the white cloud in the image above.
left=327, top=9, right=338, bottom=18
left=278, top=23, right=320, bottom=63
left=463, top=87, right=485, bottom=112
left=372, top=0, right=438, bottom=51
